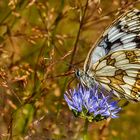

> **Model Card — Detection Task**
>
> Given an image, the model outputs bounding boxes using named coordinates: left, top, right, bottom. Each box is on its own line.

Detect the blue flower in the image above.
left=64, top=84, right=121, bottom=122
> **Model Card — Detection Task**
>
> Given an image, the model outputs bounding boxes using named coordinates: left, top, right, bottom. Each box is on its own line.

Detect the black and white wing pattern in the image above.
left=89, top=49, right=140, bottom=102
left=77, top=9, right=140, bottom=102
left=84, top=9, right=140, bottom=72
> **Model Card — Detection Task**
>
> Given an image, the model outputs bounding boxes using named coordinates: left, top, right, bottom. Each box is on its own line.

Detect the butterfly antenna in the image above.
left=66, top=63, right=78, bottom=72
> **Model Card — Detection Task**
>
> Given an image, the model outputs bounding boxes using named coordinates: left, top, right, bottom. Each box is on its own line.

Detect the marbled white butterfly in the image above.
left=76, top=9, right=140, bottom=102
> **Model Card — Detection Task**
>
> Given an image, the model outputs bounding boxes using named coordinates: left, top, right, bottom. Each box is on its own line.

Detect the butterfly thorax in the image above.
left=75, top=69, right=96, bottom=88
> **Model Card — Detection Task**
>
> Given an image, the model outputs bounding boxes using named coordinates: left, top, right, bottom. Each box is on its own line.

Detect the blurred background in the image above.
left=0, top=0, right=140, bottom=140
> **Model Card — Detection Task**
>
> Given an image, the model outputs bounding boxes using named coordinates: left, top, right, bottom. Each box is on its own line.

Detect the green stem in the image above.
left=83, top=119, right=89, bottom=140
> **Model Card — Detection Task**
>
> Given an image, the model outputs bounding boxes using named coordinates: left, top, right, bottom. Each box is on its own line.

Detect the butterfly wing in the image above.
left=89, top=49, right=140, bottom=102
left=84, top=9, right=140, bottom=72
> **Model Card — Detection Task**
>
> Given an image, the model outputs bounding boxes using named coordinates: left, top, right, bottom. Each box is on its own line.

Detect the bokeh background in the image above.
left=1, top=0, right=140, bottom=140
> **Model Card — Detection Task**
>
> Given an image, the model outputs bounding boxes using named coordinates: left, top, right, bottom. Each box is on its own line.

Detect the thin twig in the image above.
left=68, top=0, right=89, bottom=70
left=99, top=118, right=111, bottom=140
left=6, top=114, right=13, bottom=140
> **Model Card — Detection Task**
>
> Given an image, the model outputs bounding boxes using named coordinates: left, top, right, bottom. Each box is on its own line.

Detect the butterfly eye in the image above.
left=75, top=70, right=81, bottom=78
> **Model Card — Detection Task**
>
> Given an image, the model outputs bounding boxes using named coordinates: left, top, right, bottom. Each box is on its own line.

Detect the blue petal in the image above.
left=64, top=84, right=121, bottom=119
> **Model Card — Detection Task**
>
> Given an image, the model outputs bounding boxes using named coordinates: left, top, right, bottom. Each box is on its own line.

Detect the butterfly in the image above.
left=76, top=9, right=140, bottom=102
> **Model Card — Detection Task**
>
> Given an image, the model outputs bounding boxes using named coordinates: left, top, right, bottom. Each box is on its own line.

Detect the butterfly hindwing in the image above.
left=90, top=49, right=140, bottom=101
left=84, top=9, right=140, bottom=71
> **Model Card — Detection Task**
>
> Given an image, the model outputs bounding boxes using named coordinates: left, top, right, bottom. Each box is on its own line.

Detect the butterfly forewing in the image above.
left=84, top=9, right=140, bottom=72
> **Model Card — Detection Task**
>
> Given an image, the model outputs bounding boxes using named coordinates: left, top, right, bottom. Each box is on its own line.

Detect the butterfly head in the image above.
left=75, top=69, right=95, bottom=88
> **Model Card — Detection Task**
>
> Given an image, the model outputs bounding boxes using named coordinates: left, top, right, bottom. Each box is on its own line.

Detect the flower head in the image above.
left=64, top=84, right=121, bottom=122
